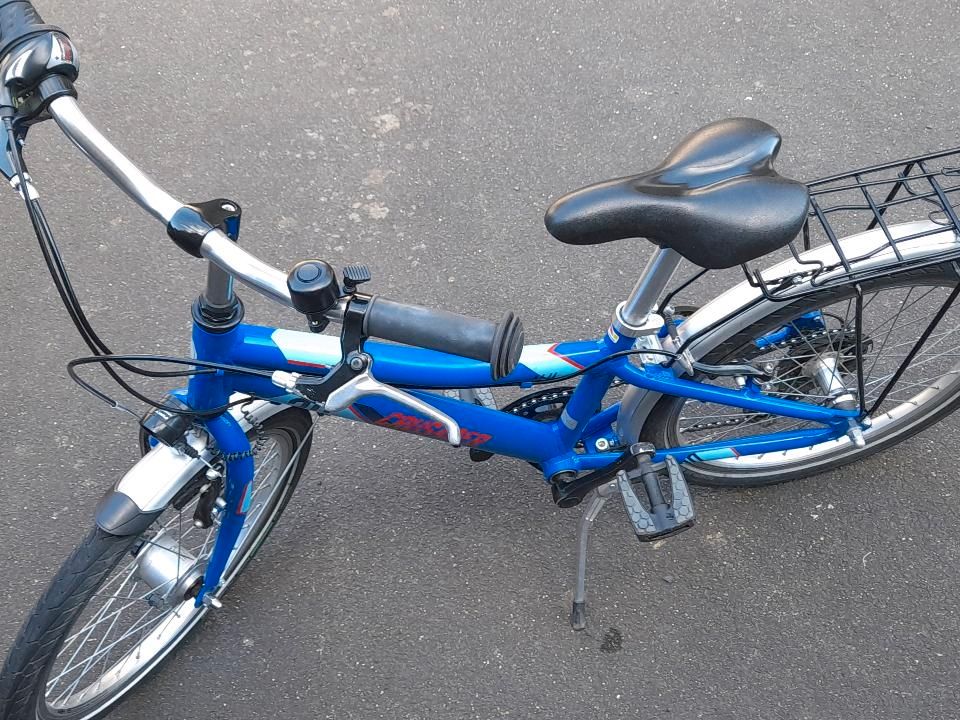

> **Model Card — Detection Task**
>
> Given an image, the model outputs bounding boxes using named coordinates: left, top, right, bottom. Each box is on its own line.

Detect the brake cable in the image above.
left=67, top=355, right=275, bottom=419
left=1, top=114, right=236, bottom=417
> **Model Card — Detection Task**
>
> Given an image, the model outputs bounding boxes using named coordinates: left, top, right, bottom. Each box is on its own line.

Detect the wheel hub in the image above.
left=133, top=531, right=205, bottom=609
left=801, top=355, right=859, bottom=410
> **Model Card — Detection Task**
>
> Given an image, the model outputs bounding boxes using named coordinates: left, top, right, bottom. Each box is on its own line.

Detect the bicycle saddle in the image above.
left=543, top=118, right=810, bottom=269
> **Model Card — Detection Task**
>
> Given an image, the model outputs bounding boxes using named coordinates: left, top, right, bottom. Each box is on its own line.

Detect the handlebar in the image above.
left=47, top=96, right=298, bottom=307
left=1, top=2, right=523, bottom=377
left=44, top=92, right=523, bottom=376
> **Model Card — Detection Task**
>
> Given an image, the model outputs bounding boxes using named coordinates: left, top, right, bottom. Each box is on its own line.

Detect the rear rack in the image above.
left=666, top=148, right=960, bottom=422
left=741, top=148, right=960, bottom=301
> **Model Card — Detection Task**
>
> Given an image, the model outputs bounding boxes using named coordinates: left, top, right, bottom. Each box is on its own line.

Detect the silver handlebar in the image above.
left=44, top=95, right=457, bottom=435
left=47, top=97, right=181, bottom=223
left=47, top=96, right=297, bottom=309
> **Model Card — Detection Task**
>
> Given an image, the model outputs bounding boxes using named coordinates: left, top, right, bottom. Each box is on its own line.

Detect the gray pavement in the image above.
left=2, top=1, right=960, bottom=718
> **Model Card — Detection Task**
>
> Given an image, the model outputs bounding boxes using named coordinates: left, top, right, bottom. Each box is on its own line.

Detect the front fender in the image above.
left=616, top=220, right=960, bottom=443
left=95, top=398, right=291, bottom=536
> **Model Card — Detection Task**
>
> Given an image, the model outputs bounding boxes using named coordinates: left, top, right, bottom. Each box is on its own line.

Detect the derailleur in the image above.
left=271, top=261, right=463, bottom=447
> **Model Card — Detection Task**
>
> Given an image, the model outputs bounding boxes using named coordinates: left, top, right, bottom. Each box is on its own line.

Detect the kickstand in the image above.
left=570, top=480, right=617, bottom=631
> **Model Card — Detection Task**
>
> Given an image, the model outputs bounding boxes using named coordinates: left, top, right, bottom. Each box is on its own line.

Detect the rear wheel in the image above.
left=0, top=408, right=313, bottom=720
left=640, top=266, right=960, bottom=486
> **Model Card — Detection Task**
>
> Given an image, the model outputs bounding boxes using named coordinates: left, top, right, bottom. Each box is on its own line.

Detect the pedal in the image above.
left=617, top=455, right=695, bottom=542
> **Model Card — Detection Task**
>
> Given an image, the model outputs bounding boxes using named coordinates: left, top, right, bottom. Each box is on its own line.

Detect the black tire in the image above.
left=639, top=265, right=960, bottom=487
left=0, top=408, right=313, bottom=720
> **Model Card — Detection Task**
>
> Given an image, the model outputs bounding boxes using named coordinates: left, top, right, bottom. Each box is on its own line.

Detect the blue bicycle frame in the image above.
left=184, top=309, right=858, bottom=603
left=35, top=92, right=865, bottom=606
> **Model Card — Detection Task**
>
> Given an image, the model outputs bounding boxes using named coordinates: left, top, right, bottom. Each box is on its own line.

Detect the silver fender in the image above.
left=616, top=220, right=960, bottom=443
left=95, top=398, right=293, bottom=535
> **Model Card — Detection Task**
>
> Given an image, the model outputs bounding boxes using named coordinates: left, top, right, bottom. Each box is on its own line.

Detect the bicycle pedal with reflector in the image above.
left=617, top=455, right=695, bottom=542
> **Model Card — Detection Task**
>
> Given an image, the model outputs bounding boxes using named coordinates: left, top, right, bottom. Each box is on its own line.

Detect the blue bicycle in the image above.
left=5, top=4, right=960, bottom=719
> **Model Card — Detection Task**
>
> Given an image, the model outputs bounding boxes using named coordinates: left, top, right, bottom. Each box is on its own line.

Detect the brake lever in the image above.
left=272, top=363, right=462, bottom=447
left=325, top=367, right=462, bottom=447
left=272, top=289, right=461, bottom=446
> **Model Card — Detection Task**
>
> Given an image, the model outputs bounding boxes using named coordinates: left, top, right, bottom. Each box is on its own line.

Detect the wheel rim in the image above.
left=666, top=280, right=960, bottom=474
left=42, top=429, right=297, bottom=714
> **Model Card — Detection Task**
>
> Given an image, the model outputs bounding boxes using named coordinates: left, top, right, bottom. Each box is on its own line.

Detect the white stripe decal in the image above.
left=271, top=328, right=343, bottom=368
left=271, top=331, right=581, bottom=380
left=518, top=343, right=581, bottom=379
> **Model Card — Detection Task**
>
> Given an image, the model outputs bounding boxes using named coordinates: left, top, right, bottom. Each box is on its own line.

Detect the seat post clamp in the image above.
left=611, top=302, right=665, bottom=338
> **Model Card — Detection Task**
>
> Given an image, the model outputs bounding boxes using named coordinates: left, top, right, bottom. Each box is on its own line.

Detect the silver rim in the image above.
left=42, top=428, right=300, bottom=715
left=669, top=281, right=960, bottom=474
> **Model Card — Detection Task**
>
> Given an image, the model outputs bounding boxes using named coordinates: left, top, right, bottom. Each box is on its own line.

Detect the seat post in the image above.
left=616, top=248, right=683, bottom=332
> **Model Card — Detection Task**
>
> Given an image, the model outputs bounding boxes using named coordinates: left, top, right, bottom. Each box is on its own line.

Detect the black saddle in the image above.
left=543, top=118, right=810, bottom=269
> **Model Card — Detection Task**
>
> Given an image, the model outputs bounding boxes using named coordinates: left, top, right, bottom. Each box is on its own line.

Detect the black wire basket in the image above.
left=662, top=148, right=960, bottom=421
left=741, top=148, right=960, bottom=301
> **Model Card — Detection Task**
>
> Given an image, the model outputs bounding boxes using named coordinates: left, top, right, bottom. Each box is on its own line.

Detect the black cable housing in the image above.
left=2, top=116, right=248, bottom=418
left=67, top=355, right=275, bottom=418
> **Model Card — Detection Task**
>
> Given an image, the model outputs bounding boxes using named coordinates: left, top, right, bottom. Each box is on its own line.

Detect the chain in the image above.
left=503, top=387, right=573, bottom=417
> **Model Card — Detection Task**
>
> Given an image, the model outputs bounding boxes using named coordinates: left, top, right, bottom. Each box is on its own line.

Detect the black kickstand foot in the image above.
left=570, top=601, right=587, bottom=631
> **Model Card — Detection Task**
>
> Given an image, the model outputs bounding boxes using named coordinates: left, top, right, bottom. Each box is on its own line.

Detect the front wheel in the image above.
left=0, top=408, right=313, bottom=720
left=640, top=266, right=960, bottom=487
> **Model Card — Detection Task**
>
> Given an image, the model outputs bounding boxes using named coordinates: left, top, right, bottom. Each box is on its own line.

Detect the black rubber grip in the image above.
left=0, top=0, right=62, bottom=60
left=365, top=297, right=524, bottom=380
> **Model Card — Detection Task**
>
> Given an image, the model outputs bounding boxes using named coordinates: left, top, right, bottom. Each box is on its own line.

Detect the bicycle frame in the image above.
left=189, top=319, right=859, bottom=472
left=40, top=96, right=862, bottom=604
left=185, top=305, right=859, bottom=600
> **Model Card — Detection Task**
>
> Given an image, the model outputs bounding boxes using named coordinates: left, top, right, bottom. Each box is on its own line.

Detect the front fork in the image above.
left=192, top=410, right=254, bottom=607
left=187, top=264, right=256, bottom=606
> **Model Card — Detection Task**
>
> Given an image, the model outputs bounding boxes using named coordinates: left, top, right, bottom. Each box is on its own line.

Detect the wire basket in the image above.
left=742, top=148, right=960, bottom=300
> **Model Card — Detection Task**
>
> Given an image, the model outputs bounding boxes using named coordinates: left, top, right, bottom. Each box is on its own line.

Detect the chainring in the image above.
left=469, top=386, right=576, bottom=462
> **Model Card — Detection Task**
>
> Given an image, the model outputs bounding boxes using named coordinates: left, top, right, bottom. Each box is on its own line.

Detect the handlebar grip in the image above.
left=0, top=1, right=62, bottom=60
left=364, top=297, right=524, bottom=380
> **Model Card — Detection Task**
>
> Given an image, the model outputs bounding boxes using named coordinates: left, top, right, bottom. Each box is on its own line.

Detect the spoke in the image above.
left=862, top=328, right=957, bottom=361
left=680, top=411, right=773, bottom=422
left=57, top=580, right=139, bottom=706
left=763, top=374, right=824, bottom=399
left=864, top=287, right=914, bottom=381
left=54, top=564, right=137, bottom=669
left=94, top=558, right=139, bottom=596
left=863, top=347, right=960, bottom=390
left=828, top=297, right=856, bottom=363
left=682, top=411, right=776, bottom=442
left=788, top=319, right=831, bottom=367
left=866, top=285, right=938, bottom=336
left=865, top=371, right=960, bottom=402
left=47, top=610, right=176, bottom=693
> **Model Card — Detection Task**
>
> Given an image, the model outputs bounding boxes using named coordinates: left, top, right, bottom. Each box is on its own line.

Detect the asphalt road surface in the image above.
left=2, top=1, right=960, bottom=718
